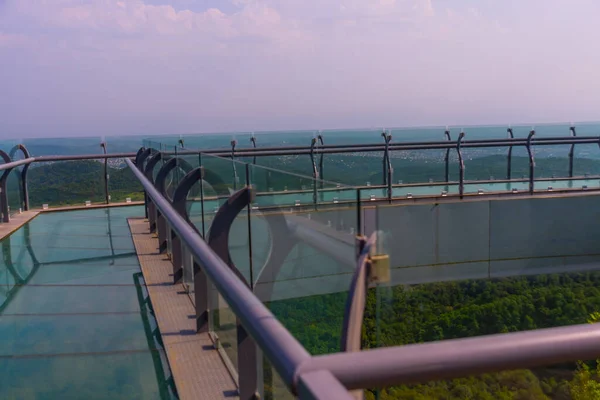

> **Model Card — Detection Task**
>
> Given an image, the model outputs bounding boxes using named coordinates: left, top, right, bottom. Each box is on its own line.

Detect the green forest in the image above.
left=266, top=272, right=600, bottom=399
left=6, top=160, right=144, bottom=210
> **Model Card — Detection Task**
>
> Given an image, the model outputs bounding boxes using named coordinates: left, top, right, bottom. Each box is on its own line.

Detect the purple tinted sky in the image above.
left=1, top=0, right=600, bottom=138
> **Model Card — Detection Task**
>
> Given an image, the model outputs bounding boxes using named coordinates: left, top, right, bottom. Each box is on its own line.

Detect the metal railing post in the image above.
left=457, top=131, right=465, bottom=198
left=0, top=179, right=9, bottom=223
left=444, top=129, right=452, bottom=182
left=526, top=130, right=536, bottom=194
left=310, top=137, right=319, bottom=209
left=101, top=141, right=109, bottom=204
left=171, top=230, right=183, bottom=283
left=506, top=128, right=514, bottom=180
left=237, top=323, right=259, bottom=399
left=569, top=126, right=576, bottom=177
left=193, top=259, right=209, bottom=332
left=382, top=132, right=393, bottom=202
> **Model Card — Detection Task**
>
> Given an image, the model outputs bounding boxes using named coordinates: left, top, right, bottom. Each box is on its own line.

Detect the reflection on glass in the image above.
left=0, top=207, right=175, bottom=399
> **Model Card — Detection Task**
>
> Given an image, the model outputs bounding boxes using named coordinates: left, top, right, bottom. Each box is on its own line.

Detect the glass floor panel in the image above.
left=0, top=207, right=176, bottom=399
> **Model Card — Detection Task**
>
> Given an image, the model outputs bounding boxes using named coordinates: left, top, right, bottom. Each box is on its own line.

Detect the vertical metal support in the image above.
left=569, top=126, right=576, bottom=177
left=250, top=135, right=257, bottom=165
left=245, top=164, right=254, bottom=290
left=237, top=323, right=259, bottom=400
left=444, top=130, right=452, bottom=182
left=506, top=128, right=514, bottom=180
left=356, top=189, right=362, bottom=236
left=172, top=231, right=183, bottom=283
left=0, top=176, right=9, bottom=223
left=9, top=144, right=31, bottom=211
left=318, top=134, right=325, bottom=188
left=199, top=164, right=206, bottom=238
left=0, top=150, right=12, bottom=223
left=21, top=165, right=30, bottom=211
left=157, top=210, right=168, bottom=253
left=310, top=138, right=319, bottom=209
left=193, top=259, right=209, bottom=332
left=231, top=140, right=238, bottom=191
left=382, top=132, right=393, bottom=202
left=381, top=131, right=388, bottom=185
left=457, top=131, right=465, bottom=199
left=526, top=130, right=536, bottom=194
left=101, top=141, right=109, bottom=204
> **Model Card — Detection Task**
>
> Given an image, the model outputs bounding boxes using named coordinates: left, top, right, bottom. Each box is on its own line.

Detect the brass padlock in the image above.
left=369, top=253, right=390, bottom=284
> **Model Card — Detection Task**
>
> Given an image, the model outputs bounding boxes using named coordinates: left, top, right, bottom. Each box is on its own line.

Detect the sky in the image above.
left=1, top=0, right=600, bottom=138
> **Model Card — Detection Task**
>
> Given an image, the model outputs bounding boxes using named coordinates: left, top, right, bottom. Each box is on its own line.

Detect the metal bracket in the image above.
left=155, top=157, right=194, bottom=200
left=172, top=167, right=205, bottom=230
left=144, top=152, right=163, bottom=184
left=207, top=187, right=256, bottom=286
left=137, top=147, right=153, bottom=171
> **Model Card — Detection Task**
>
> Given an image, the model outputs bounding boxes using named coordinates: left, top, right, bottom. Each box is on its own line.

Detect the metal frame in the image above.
left=125, top=155, right=600, bottom=399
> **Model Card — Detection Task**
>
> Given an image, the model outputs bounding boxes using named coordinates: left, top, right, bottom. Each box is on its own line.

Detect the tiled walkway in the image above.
left=129, top=218, right=238, bottom=400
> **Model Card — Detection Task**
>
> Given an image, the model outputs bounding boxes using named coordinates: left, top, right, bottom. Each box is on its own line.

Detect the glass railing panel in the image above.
left=372, top=194, right=600, bottom=350
left=263, top=357, right=294, bottom=400
left=28, top=159, right=106, bottom=208
left=197, top=153, right=247, bottom=236
left=107, top=157, right=144, bottom=203
left=247, top=164, right=357, bottom=358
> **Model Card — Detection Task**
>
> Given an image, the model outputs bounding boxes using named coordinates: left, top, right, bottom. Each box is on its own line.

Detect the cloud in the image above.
left=2, top=0, right=600, bottom=138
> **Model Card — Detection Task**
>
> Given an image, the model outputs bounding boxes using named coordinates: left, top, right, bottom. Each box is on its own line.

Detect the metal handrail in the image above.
left=0, top=157, right=35, bottom=171
left=300, top=322, right=600, bottom=390
left=124, top=158, right=312, bottom=392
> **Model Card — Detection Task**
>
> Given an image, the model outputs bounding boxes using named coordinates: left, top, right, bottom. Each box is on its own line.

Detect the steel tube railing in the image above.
left=9, top=135, right=600, bottom=164
left=0, top=157, right=35, bottom=170
left=300, top=322, right=600, bottom=391
left=124, top=158, right=312, bottom=391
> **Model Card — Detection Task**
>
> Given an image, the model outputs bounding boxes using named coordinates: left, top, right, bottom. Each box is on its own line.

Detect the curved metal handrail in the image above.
left=144, top=152, right=163, bottom=183
left=340, top=233, right=376, bottom=353
left=206, top=187, right=255, bottom=286
left=8, top=144, right=32, bottom=211
left=155, top=157, right=194, bottom=200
